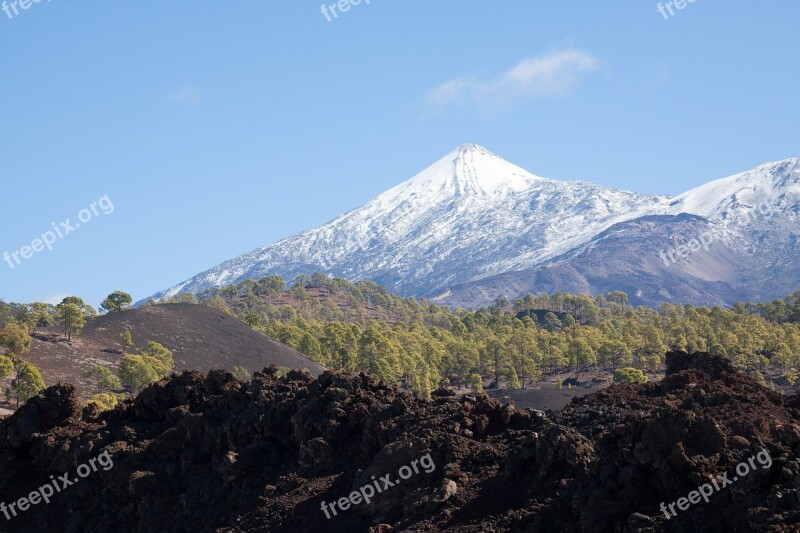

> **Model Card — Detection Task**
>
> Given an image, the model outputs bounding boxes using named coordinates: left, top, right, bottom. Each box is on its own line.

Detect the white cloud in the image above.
left=427, top=49, right=601, bottom=111
left=170, top=85, right=203, bottom=104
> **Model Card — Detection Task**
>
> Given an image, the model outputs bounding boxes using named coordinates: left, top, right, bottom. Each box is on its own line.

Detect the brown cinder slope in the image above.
left=23, top=303, right=325, bottom=396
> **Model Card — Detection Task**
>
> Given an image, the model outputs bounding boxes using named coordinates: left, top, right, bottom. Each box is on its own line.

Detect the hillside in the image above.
left=20, top=304, right=325, bottom=398
left=1, top=352, right=797, bottom=531
left=144, top=146, right=800, bottom=309
left=439, top=159, right=800, bottom=308
left=439, top=214, right=767, bottom=308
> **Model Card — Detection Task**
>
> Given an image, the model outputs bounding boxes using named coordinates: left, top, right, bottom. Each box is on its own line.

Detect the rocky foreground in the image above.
left=1, top=353, right=799, bottom=532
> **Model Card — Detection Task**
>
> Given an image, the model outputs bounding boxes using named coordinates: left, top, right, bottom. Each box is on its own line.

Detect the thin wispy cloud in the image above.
left=427, top=48, right=601, bottom=112
left=170, top=85, right=203, bottom=104
left=644, top=66, right=671, bottom=89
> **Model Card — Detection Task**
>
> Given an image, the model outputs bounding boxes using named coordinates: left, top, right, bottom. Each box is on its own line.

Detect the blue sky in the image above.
left=1, top=1, right=799, bottom=308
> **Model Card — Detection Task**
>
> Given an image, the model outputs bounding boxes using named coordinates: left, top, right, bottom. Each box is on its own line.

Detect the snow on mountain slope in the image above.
left=659, top=157, right=800, bottom=266
left=148, top=144, right=665, bottom=301
left=146, top=147, right=799, bottom=307
left=666, top=157, right=800, bottom=221
left=438, top=158, right=800, bottom=308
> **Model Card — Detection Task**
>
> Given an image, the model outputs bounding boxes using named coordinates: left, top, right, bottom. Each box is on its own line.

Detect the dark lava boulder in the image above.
left=0, top=353, right=799, bottom=532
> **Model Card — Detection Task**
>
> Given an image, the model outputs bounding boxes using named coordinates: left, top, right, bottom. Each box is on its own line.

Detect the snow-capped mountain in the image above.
left=148, top=144, right=664, bottom=299
left=146, top=146, right=800, bottom=307
left=439, top=157, right=800, bottom=307
left=667, top=158, right=800, bottom=220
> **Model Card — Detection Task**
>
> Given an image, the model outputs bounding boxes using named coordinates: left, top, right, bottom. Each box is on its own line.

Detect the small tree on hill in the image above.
left=244, top=312, right=260, bottom=327
left=468, top=373, right=483, bottom=393
left=569, top=337, right=596, bottom=381
left=57, top=296, right=97, bottom=318
left=11, top=360, right=46, bottom=407
left=445, top=339, right=479, bottom=390
left=0, top=355, right=13, bottom=381
left=55, top=301, right=85, bottom=341
left=120, top=330, right=134, bottom=354
left=28, top=302, right=54, bottom=332
left=101, top=291, right=133, bottom=314
left=117, top=342, right=174, bottom=395
left=118, top=356, right=160, bottom=394
left=502, top=365, right=521, bottom=389
left=140, top=342, right=174, bottom=377
left=16, top=304, right=51, bottom=334
left=484, top=338, right=508, bottom=388
left=83, top=365, right=122, bottom=392
left=0, top=319, right=32, bottom=357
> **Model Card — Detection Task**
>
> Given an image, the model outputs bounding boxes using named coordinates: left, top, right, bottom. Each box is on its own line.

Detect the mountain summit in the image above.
left=147, top=148, right=799, bottom=307
left=403, top=143, right=546, bottom=197
left=148, top=145, right=662, bottom=302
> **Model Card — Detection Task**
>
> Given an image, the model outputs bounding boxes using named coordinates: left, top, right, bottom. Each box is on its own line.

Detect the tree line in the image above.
left=4, top=278, right=800, bottom=404
left=161, top=275, right=800, bottom=397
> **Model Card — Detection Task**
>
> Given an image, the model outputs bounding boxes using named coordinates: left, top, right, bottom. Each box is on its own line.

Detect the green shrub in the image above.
left=468, top=373, right=483, bottom=393
left=86, top=392, right=119, bottom=412
left=613, top=368, right=648, bottom=384
left=230, top=366, right=251, bottom=382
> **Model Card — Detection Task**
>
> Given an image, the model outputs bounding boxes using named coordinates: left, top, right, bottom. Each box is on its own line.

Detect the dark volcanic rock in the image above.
left=1, top=383, right=81, bottom=447
left=0, top=353, right=799, bottom=532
